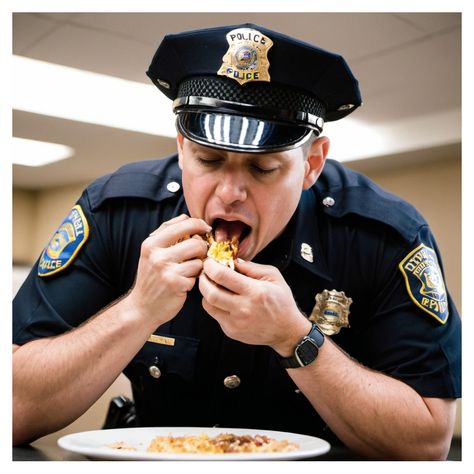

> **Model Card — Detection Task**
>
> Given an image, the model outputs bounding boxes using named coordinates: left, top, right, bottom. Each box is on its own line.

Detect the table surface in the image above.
left=12, top=435, right=461, bottom=461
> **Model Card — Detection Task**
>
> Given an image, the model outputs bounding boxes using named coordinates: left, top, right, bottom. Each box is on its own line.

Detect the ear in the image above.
left=176, top=133, right=185, bottom=170
left=302, top=136, right=330, bottom=190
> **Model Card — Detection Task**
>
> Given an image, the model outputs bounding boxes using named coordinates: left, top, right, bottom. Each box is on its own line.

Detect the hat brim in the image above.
left=176, top=112, right=313, bottom=153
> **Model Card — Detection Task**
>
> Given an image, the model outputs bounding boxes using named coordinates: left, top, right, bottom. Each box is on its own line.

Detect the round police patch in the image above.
left=399, top=243, right=449, bottom=324
left=38, top=205, right=89, bottom=277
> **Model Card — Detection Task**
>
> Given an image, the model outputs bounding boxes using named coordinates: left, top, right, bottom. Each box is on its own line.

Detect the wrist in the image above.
left=273, top=318, right=313, bottom=358
left=277, top=323, right=325, bottom=369
left=116, top=292, right=159, bottom=335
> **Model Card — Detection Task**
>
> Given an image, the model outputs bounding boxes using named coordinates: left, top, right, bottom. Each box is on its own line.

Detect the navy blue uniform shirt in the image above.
left=13, top=155, right=461, bottom=442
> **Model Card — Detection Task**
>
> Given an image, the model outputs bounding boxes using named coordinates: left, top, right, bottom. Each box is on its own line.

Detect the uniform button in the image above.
left=148, top=365, right=162, bottom=379
left=167, top=181, right=180, bottom=193
left=337, top=103, right=355, bottom=111
left=294, top=389, right=301, bottom=394
left=157, top=78, right=171, bottom=89
left=223, top=374, right=241, bottom=389
left=322, top=196, right=335, bottom=207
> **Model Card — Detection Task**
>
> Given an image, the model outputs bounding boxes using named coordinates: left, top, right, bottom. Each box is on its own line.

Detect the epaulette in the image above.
left=315, top=159, right=427, bottom=243
left=86, top=155, right=182, bottom=211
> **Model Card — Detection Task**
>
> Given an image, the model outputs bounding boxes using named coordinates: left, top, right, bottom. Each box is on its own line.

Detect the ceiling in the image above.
left=12, top=12, right=462, bottom=190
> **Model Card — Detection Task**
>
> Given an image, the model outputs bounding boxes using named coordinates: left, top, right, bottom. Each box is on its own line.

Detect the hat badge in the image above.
left=217, top=27, right=273, bottom=85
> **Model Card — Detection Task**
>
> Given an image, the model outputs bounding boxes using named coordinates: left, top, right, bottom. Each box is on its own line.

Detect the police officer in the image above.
left=13, top=24, right=461, bottom=459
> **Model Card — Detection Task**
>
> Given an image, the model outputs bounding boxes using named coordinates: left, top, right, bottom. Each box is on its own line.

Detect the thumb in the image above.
left=235, top=259, right=278, bottom=281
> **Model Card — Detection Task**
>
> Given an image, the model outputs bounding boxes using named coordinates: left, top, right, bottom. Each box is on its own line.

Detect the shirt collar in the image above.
left=254, top=189, right=332, bottom=282
left=290, top=189, right=332, bottom=282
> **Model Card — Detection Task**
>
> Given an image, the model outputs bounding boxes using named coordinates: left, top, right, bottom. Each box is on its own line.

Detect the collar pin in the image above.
left=301, top=243, right=314, bottom=262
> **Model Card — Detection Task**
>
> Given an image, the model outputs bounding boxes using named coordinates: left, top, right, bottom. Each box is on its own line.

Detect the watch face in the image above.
left=295, top=338, right=319, bottom=366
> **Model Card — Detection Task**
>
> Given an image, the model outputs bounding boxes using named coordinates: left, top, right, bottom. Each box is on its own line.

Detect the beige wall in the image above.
left=13, top=183, right=88, bottom=264
left=362, top=157, right=462, bottom=314
left=12, top=189, right=37, bottom=264
left=12, top=151, right=462, bottom=439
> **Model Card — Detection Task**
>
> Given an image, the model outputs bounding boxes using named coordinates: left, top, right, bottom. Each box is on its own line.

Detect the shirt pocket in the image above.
left=125, top=333, right=200, bottom=386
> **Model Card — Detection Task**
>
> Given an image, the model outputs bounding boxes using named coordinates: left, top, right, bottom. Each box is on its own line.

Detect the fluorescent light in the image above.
left=12, top=55, right=176, bottom=137
left=12, top=55, right=460, bottom=163
left=13, top=137, right=74, bottom=167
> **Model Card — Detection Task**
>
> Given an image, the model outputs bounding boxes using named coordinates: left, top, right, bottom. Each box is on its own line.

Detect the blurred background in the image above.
left=12, top=12, right=461, bottom=445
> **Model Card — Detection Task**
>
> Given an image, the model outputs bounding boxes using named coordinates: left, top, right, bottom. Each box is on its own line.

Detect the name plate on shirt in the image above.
left=147, top=334, right=176, bottom=346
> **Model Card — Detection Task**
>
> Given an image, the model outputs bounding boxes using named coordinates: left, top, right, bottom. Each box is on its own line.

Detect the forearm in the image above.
left=199, top=259, right=456, bottom=459
left=13, top=217, right=209, bottom=446
left=12, top=294, right=153, bottom=446
left=288, top=339, right=453, bottom=460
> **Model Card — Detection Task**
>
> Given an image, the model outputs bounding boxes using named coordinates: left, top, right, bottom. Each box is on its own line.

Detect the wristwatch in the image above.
left=278, top=323, right=325, bottom=369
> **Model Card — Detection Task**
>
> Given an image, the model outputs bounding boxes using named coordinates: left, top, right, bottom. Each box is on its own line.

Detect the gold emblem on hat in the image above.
left=217, top=28, right=273, bottom=85
left=309, top=289, right=353, bottom=336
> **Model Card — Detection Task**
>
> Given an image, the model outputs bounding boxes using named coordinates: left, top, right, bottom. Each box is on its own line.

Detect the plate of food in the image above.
left=57, top=426, right=331, bottom=460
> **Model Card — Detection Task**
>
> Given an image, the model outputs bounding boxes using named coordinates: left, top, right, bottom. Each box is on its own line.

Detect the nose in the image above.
left=215, top=171, right=247, bottom=205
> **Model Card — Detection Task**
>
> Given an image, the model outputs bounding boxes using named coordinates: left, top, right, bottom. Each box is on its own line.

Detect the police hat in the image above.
left=147, top=23, right=362, bottom=153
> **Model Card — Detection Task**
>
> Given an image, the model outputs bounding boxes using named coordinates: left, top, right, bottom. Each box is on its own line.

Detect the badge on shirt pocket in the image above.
left=399, top=243, right=449, bottom=324
left=309, top=289, right=353, bottom=335
left=38, top=205, right=90, bottom=277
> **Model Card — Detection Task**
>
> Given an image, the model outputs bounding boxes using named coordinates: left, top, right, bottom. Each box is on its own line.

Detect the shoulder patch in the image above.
left=38, top=205, right=90, bottom=277
left=398, top=243, right=449, bottom=324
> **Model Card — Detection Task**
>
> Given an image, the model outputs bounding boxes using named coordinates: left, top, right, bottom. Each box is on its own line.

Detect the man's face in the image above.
left=177, top=135, right=326, bottom=261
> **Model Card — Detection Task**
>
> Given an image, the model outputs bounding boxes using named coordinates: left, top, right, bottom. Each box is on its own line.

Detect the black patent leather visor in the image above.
left=176, top=112, right=313, bottom=153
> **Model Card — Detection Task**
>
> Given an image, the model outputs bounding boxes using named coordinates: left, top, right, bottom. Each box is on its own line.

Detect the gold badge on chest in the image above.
left=309, top=289, right=353, bottom=336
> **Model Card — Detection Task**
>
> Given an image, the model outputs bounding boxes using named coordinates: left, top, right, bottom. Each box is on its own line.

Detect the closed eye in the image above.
left=250, top=164, right=279, bottom=175
left=252, top=166, right=278, bottom=174
left=197, top=157, right=222, bottom=167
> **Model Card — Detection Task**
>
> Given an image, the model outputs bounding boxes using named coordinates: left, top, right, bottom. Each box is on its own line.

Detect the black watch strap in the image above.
left=278, top=323, right=325, bottom=369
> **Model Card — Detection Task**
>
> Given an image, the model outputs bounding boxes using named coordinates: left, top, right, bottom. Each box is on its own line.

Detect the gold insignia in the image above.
left=309, top=289, right=353, bottom=336
left=300, top=243, right=314, bottom=262
left=217, top=27, right=273, bottom=85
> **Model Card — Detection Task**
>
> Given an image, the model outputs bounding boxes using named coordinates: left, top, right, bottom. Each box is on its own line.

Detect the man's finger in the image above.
left=201, top=294, right=230, bottom=325
left=199, top=272, right=235, bottom=311
left=202, top=258, right=254, bottom=295
left=167, top=237, right=208, bottom=263
left=149, top=213, right=189, bottom=236
left=234, top=259, right=279, bottom=281
left=177, top=258, right=205, bottom=278
left=148, top=217, right=211, bottom=247
left=203, top=258, right=278, bottom=295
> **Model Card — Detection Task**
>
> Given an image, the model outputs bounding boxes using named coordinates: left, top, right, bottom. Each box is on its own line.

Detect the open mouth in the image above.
left=211, top=218, right=251, bottom=245
left=206, top=219, right=252, bottom=268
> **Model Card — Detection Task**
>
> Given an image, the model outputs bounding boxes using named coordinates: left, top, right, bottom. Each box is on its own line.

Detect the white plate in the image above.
left=58, top=426, right=330, bottom=460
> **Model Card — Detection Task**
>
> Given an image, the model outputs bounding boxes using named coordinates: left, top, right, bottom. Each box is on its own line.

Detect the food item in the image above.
left=107, top=441, right=136, bottom=451
left=146, top=432, right=298, bottom=454
left=206, top=233, right=239, bottom=270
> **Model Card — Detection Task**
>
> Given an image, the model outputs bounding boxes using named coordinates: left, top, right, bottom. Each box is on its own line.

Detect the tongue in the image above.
left=214, top=220, right=246, bottom=242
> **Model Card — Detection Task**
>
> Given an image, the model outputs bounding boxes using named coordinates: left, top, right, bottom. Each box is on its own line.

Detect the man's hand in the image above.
left=126, top=214, right=211, bottom=328
left=199, top=258, right=311, bottom=354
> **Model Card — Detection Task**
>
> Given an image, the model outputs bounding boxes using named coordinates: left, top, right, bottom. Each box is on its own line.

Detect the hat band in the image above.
left=173, top=96, right=324, bottom=134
